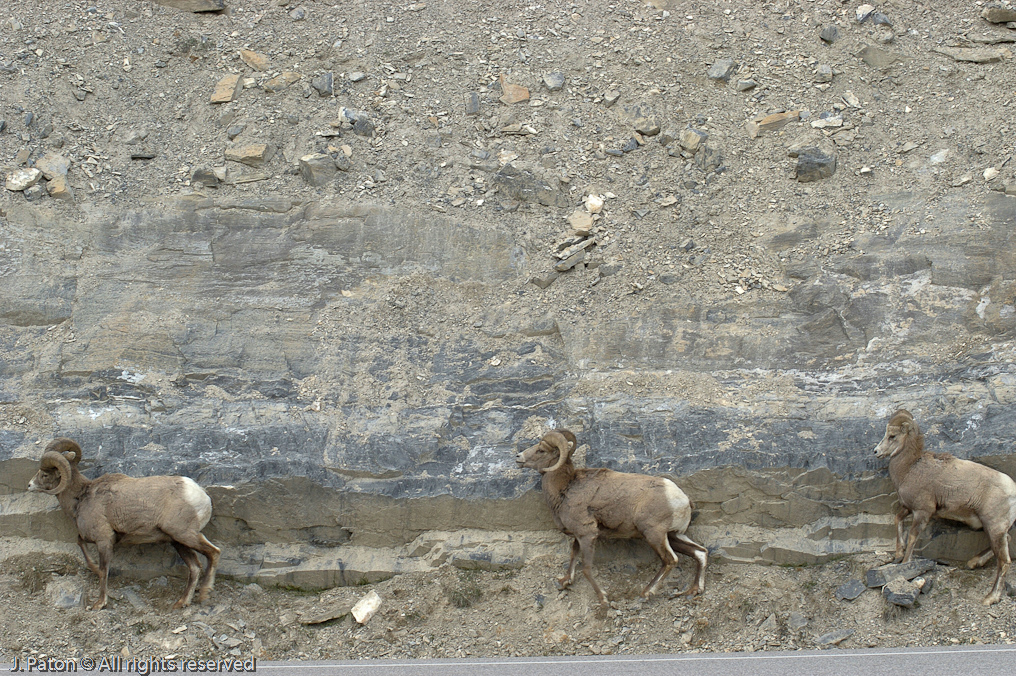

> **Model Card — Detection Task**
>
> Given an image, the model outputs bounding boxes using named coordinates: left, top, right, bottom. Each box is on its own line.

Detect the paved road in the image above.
left=251, top=645, right=1016, bottom=676
left=4, top=646, right=1013, bottom=675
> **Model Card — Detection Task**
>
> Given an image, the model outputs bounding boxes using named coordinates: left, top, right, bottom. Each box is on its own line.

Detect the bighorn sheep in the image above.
left=874, top=410, right=1016, bottom=605
left=516, top=429, right=708, bottom=605
left=27, top=438, right=221, bottom=610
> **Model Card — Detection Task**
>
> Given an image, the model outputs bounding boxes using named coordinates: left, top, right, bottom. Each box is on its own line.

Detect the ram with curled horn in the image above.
left=28, top=438, right=220, bottom=611
left=516, top=429, right=708, bottom=605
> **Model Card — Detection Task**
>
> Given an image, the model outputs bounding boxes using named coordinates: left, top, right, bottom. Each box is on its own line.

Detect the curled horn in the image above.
left=45, top=438, right=83, bottom=463
left=39, top=451, right=72, bottom=495
left=540, top=429, right=576, bottom=474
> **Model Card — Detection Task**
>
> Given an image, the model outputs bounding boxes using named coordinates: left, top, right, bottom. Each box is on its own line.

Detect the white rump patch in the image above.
left=181, top=477, right=213, bottom=526
left=663, top=480, right=691, bottom=532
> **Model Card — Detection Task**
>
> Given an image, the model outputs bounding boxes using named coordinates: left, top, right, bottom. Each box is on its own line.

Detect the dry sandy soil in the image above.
left=1, top=550, right=1015, bottom=662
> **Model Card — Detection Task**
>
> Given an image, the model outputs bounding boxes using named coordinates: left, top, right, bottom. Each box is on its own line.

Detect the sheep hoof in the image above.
left=982, top=593, right=1001, bottom=606
left=172, top=599, right=189, bottom=610
left=89, top=600, right=107, bottom=611
left=555, top=577, right=572, bottom=591
left=679, top=585, right=702, bottom=598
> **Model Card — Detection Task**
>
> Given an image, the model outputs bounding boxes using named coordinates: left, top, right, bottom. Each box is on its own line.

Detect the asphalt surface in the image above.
left=252, top=645, right=1014, bottom=676
left=4, top=646, right=1014, bottom=675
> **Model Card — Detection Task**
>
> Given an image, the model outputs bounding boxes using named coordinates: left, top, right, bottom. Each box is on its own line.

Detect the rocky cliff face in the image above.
left=2, top=0, right=1016, bottom=586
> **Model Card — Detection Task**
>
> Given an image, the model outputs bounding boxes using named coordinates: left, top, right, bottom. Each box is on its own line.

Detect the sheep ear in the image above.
left=900, top=421, right=912, bottom=434
left=64, top=450, right=79, bottom=463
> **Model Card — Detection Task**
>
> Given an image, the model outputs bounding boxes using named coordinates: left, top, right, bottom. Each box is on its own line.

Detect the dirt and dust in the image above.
left=1, top=550, right=1015, bottom=662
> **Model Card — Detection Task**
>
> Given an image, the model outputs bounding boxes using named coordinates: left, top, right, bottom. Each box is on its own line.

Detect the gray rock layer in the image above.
left=2, top=196, right=1016, bottom=586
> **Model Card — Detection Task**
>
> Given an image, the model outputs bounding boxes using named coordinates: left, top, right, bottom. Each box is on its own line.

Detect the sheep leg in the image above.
left=892, top=506, right=911, bottom=563
left=77, top=536, right=101, bottom=577
left=670, top=533, right=709, bottom=597
left=967, top=546, right=995, bottom=570
left=641, top=530, right=678, bottom=599
left=576, top=534, right=608, bottom=605
left=983, top=531, right=1011, bottom=606
left=557, top=538, right=581, bottom=591
left=901, top=511, right=931, bottom=563
left=171, top=542, right=202, bottom=610
left=167, top=530, right=221, bottom=605
left=90, top=540, right=114, bottom=611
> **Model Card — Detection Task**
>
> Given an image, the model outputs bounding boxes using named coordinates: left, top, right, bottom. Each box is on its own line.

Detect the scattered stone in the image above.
left=227, top=123, right=246, bottom=140
left=45, top=578, right=83, bottom=609
left=464, top=92, right=481, bottom=116
left=543, top=72, right=565, bottom=91
left=349, top=71, right=366, bottom=82
left=707, top=58, right=737, bottom=82
left=499, top=74, right=530, bottom=104
left=0, top=119, right=6, bottom=133
left=815, top=64, right=833, bottom=83
left=603, top=90, right=621, bottom=107
left=985, top=167, right=1000, bottom=181
left=46, top=175, right=74, bottom=202
left=122, top=128, right=149, bottom=145
left=337, top=107, right=375, bottom=136
left=695, top=144, right=723, bottom=172
left=932, top=46, right=1011, bottom=63
left=858, top=45, right=901, bottom=69
left=23, top=184, right=45, bottom=202
left=872, top=12, right=892, bottom=26
left=311, top=72, right=334, bottom=97
left=621, top=138, right=639, bottom=153
left=210, top=74, right=243, bottom=103
left=816, top=628, right=854, bottom=646
left=983, top=6, right=1016, bottom=24
left=299, top=154, right=338, bottom=186
left=787, top=612, right=809, bottom=631
left=882, top=576, right=922, bottom=608
left=745, top=110, right=800, bottom=138
left=35, top=152, right=70, bottom=179
left=567, top=210, right=594, bottom=234
left=5, top=167, right=42, bottom=191
left=130, top=150, right=157, bottom=160
left=225, top=143, right=271, bottom=166
left=554, top=248, right=587, bottom=272
left=794, top=147, right=837, bottom=182
left=760, top=613, right=778, bottom=633
left=736, top=79, right=757, bottom=91
left=864, top=558, right=935, bottom=588
left=192, top=167, right=220, bottom=187
left=585, top=194, right=604, bottom=213
left=239, top=49, right=270, bottom=71
left=530, top=272, right=560, bottom=289
left=820, top=25, right=840, bottom=43
left=856, top=4, right=875, bottom=23
left=679, top=128, right=708, bottom=153
left=265, top=71, right=303, bottom=93
left=290, top=7, right=307, bottom=21
left=634, top=118, right=660, bottom=136
left=835, top=579, right=867, bottom=601
left=152, top=0, right=224, bottom=11
left=334, top=154, right=352, bottom=172
left=300, top=602, right=353, bottom=626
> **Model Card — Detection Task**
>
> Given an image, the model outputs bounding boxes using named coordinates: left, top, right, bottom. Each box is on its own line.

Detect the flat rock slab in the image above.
left=153, top=0, right=224, bottom=10
left=865, top=558, right=935, bottom=588
left=300, top=603, right=352, bottom=625
left=932, top=46, right=1011, bottom=63
left=835, top=579, right=867, bottom=601
left=815, top=628, right=854, bottom=646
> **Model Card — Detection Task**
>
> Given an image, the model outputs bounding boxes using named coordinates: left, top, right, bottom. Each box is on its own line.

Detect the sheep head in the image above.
left=873, top=409, right=919, bottom=459
left=516, top=429, right=577, bottom=474
left=28, top=438, right=83, bottom=495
